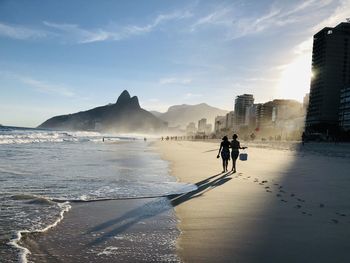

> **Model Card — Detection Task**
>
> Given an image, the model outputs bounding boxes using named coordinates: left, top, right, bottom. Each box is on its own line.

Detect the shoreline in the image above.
left=16, top=141, right=185, bottom=263
left=19, top=198, right=181, bottom=263
left=9, top=202, right=71, bottom=263
left=14, top=140, right=350, bottom=262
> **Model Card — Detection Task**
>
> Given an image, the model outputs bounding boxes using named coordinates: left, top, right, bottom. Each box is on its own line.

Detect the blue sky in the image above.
left=0, top=0, right=349, bottom=127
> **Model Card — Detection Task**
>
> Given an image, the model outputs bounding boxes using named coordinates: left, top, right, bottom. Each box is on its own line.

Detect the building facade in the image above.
left=306, top=22, right=350, bottom=132
left=186, top=122, right=197, bottom=136
left=234, top=94, right=254, bottom=126
left=339, top=87, right=350, bottom=130
left=198, top=118, right=207, bottom=133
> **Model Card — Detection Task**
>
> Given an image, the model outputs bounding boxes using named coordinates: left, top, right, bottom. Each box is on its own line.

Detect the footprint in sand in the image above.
left=281, top=199, right=287, bottom=203
left=266, top=190, right=272, bottom=193
left=331, top=219, right=339, bottom=224
left=290, top=193, right=295, bottom=197
left=295, top=205, right=302, bottom=209
left=276, top=194, right=282, bottom=197
left=297, top=198, right=305, bottom=202
left=265, top=186, right=270, bottom=189
left=319, top=203, right=325, bottom=208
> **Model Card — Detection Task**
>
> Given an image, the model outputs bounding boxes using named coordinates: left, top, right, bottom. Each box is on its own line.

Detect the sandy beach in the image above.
left=157, top=140, right=350, bottom=263
left=20, top=140, right=350, bottom=262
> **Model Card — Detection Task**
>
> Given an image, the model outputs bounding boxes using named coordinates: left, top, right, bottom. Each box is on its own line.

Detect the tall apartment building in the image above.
left=339, top=88, right=350, bottom=130
left=215, top=115, right=226, bottom=134
left=198, top=118, right=207, bottom=133
left=186, top=122, right=197, bottom=136
left=306, top=21, right=350, bottom=132
left=234, top=94, right=254, bottom=126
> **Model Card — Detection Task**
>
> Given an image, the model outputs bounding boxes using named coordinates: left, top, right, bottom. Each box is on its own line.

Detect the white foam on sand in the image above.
left=8, top=202, right=71, bottom=263
left=97, top=246, right=120, bottom=256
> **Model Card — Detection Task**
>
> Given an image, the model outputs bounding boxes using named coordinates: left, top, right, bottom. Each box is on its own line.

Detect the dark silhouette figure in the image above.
left=301, top=132, right=306, bottom=146
left=217, top=136, right=230, bottom=173
left=230, top=134, right=247, bottom=173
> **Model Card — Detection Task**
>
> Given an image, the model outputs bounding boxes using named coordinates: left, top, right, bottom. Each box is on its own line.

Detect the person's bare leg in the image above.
left=222, top=160, right=225, bottom=173
left=232, top=159, right=236, bottom=173
left=225, top=160, right=228, bottom=172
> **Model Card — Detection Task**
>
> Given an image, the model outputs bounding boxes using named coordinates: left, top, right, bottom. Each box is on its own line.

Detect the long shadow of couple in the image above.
left=86, top=171, right=233, bottom=246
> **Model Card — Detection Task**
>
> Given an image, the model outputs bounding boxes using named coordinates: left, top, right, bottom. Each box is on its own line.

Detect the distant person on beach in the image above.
left=217, top=136, right=230, bottom=173
left=230, top=134, right=246, bottom=173
left=301, top=132, right=306, bottom=146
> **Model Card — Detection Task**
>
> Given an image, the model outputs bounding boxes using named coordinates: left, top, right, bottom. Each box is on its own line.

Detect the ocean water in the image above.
left=0, top=126, right=195, bottom=262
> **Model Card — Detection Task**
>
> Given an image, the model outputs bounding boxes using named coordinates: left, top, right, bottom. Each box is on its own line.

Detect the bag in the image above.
left=239, top=153, right=248, bottom=161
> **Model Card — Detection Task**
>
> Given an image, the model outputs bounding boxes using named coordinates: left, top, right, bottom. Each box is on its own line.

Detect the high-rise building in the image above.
left=215, top=115, right=226, bottom=133
left=198, top=118, right=207, bottom=133
left=225, top=111, right=235, bottom=130
left=205, top=124, right=212, bottom=134
left=339, top=87, right=350, bottom=130
left=245, top=104, right=258, bottom=128
left=306, top=21, right=350, bottom=132
left=256, top=102, right=274, bottom=128
left=186, top=122, right=197, bottom=136
left=303, top=93, right=309, bottom=110
left=234, top=94, right=254, bottom=126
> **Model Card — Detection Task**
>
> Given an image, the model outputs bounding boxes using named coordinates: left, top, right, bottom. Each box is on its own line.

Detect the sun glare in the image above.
left=277, top=53, right=312, bottom=101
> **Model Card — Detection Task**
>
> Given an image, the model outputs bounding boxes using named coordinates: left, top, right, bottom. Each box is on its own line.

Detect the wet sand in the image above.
left=156, top=140, right=350, bottom=263
left=20, top=140, right=350, bottom=262
left=20, top=198, right=180, bottom=263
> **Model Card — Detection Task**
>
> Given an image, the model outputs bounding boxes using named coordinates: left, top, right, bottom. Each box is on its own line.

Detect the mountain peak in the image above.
left=116, top=90, right=131, bottom=105
left=130, top=96, right=141, bottom=109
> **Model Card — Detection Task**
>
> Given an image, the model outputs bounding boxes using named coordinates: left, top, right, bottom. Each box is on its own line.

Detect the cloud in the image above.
left=20, top=77, right=75, bottom=97
left=245, top=77, right=278, bottom=82
left=0, top=71, right=75, bottom=97
left=159, top=77, right=192, bottom=85
left=190, top=0, right=335, bottom=39
left=0, top=8, right=192, bottom=43
left=43, top=21, right=114, bottom=43
left=125, top=10, right=193, bottom=35
left=0, top=22, right=48, bottom=40
left=294, top=38, right=313, bottom=54
left=43, top=10, right=192, bottom=43
left=312, top=0, right=350, bottom=31
left=190, top=8, right=232, bottom=31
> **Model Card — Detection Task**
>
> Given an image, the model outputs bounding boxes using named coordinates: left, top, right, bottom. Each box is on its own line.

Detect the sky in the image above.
left=0, top=0, right=349, bottom=127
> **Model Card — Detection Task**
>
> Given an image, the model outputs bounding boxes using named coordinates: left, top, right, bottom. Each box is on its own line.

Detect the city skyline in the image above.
left=1, top=0, right=349, bottom=127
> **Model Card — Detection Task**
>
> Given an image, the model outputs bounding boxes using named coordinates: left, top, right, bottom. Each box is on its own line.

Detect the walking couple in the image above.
left=217, top=134, right=247, bottom=173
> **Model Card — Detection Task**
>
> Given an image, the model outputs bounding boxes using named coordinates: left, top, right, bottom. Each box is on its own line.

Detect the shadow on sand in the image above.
left=86, top=172, right=232, bottom=246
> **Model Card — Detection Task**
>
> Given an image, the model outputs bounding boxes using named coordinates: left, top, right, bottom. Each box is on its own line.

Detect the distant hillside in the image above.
left=154, top=103, right=229, bottom=128
left=149, top=111, right=163, bottom=118
left=38, top=90, right=167, bottom=133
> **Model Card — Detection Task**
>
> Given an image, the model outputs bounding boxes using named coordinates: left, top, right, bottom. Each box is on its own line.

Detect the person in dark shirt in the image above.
left=230, top=134, right=246, bottom=173
left=217, top=136, right=230, bottom=173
